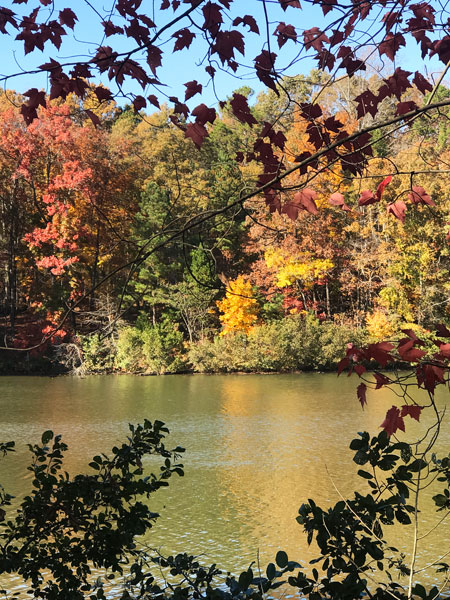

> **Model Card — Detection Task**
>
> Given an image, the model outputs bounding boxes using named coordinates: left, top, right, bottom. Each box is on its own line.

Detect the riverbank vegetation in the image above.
left=2, top=77, right=450, bottom=374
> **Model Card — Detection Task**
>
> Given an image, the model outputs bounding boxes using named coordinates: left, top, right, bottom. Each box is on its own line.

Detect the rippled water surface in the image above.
left=0, top=373, right=448, bottom=595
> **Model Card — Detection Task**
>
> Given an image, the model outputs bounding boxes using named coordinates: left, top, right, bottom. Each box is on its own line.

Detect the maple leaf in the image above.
left=380, top=406, right=405, bottom=436
left=94, top=86, right=113, bottom=102
left=282, top=189, right=318, bottom=219
left=185, top=122, right=208, bottom=148
left=366, top=342, right=394, bottom=367
left=396, top=101, right=418, bottom=116
left=358, top=190, right=377, bottom=206
left=192, top=103, right=216, bottom=126
left=373, top=372, right=390, bottom=389
left=202, top=2, right=223, bottom=33
left=329, top=192, right=351, bottom=211
left=59, top=8, right=77, bottom=29
left=378, top=32, right=406, bottom=61
left=102, top=20, right=124, bottom=37
left=436, top=323, right=450, bottom=337
left=229, top=93, right=257, bottom=126
left=382, top=10, right=402, bottom=32
left=133, top=95, right=146, bottom=111
left=397, top=338, right=427, bottom=362
left=413, top=71, right=433, bottom=94
left=354, top=89, right=379, bottom=119
left=184, top=80, right=202, bottom=101
left=279, top=0, right=301, bottom=9
left=147, top=94, right=160, bottom=109
left=213, top=30, right=245, bottom=65
left=303, top=27, right=329, bottom=51
left=275, top=22, right=297, bottom=48
left=254, top=50, right=278, bottom=92
left=84, top=109, right=100, bottom=127
left=172, top=28, right=195, bottom=52
left=387, top=200, right=407, bottom=223
left=400, top=404, right=422, bottom=422
left=376, top=175, right=392, bottom=201
left=146, top=45, right=162, bottom=75
left=232, top=15, right=259, bottom=34
left=408, top=186, right=435, bottom=206
left=357, top=383, right=367, bottom=408
left=0, top=7, right=18, bottom=34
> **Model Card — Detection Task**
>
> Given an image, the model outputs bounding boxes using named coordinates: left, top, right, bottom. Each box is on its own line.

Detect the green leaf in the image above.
left=266, top=563, right=276, bottom=580
left=41, top=430, right=54, bottom=445
left=276, top=550, right=288, bottom=568
left=358, top=469, right=373, bottom=479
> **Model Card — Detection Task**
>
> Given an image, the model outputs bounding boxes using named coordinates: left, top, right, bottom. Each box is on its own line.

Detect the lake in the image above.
left=0, top=373, right=448, bottom=596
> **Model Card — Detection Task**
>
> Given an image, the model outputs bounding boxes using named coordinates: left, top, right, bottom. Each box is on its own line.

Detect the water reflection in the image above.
left=0, top=374, right=448, bottom=594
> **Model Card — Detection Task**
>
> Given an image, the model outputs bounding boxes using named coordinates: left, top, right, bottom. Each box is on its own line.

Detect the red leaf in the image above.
left=366, top=342, right=394, bottom=367
left=379, top=32, right=406, bottom=61
left=146, top=45, right=162, bottom=75
left=354, top=364, right=366, bottom=376
left=373, top=372, right=390, bottom=389
left=357, top=383, right=367, bottom=408
left=413, top=72, right=433, bottom=94
left=381, top=406, right=405, bottom=436
left=185, top=122, right=208, bottom=148
left=192, top=103, right=216, bottom=126
left=133, top=95, right=146, bottom=111
left=275, top=22, right=297, bottom=48
left=184, top=80, right=202, bottom=101
left=400, top=404, right=422, bottom=422
left=279, top=0, right=301, bottom=9
left=229, top=93, right=258, bottom=126
left=233, top=15, right=259, bottom=34
left=436, top=323, right=450, bottom=337
left=172, top=28, right=195, bottom=51
left=337, top=356, right=350, bottom=375
left=84, top=109, right=100, bottom=127
left=408, top=186, right=435, bottom=206
left=292, top=188, right=319, bottom=216
left=396, top=101, right=418, bottom=116
left=329, top=192, right=350, bottom=211
left=358, top=190, right=377, bottom=206
left=376, top=175, right=392, bottom=201
left=387, top=200, right=407, bottom=223
left=438, top=343, right=450, bottom=358
left=59, top=8, right=77, bottom=29
left=398, top=338, right=427, bottom=362
left=147, top=94, right=160, bottom=109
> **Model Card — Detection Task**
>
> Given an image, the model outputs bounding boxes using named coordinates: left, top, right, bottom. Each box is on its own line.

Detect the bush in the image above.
left=188, top=314, right=368, bottom=373
left=81, top=334, right=116, bottom=373
left=115, top=319, right=187, bottom=374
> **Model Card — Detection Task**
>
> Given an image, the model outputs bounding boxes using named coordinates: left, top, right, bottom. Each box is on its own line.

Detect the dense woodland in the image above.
left=1, top=74, right=450, bottom=374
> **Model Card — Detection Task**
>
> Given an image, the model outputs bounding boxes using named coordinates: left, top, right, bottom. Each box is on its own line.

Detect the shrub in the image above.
left=188, top=314, right=368, bottom=373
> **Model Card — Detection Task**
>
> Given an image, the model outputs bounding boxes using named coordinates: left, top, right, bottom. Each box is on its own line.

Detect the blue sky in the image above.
left=0, top=0, right=443, bottom=110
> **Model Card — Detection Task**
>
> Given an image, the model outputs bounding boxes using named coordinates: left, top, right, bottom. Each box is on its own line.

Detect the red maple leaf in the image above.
left=184, top=80, right=202, bottom=101
left=373, top=372, right=391, bottom=389
left=387, top=200, right=407, bottom=223
left=229, top=93, right=257, bottom=126
left=376, top=175, right=392, bottom=201
left=329, top=192, right=351, bottom=211
left=185, top=122, right=208, bottom=148
left=59, top=8, right=77, bottom=29
left=380, top=406, right=405, bottom=436
left=400, top=404, right=423, bottom=422
left=358, top=190, right=377, bottom=206
left=379, top=32, right=406, bottom=61
left=357, top=383, right=367, bottom=408
left=192, top=103, right=216, bottom=126
left=233, top=15, right=259, bottom=34
left=413, top=72, right=433, bottom=94
left=408, top=186, right=435, bottom=206
left=172, top=28, right=195, bottom=51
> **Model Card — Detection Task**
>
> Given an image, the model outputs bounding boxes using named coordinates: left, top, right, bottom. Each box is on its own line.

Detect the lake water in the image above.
left=0, top=373, right=448, bottom=596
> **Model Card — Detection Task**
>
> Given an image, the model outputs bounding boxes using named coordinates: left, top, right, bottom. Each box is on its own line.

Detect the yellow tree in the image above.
left=216, top=275, right=259, bottom=336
